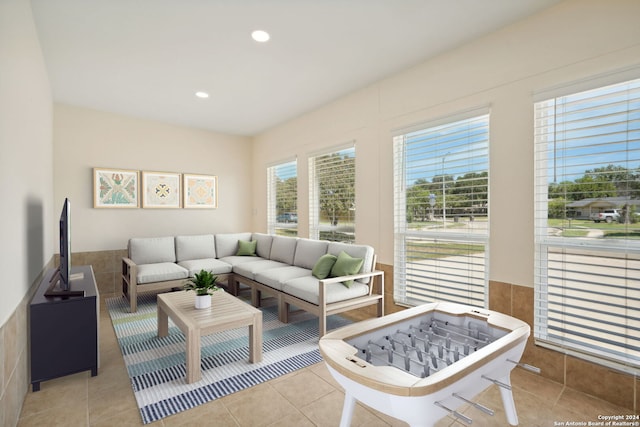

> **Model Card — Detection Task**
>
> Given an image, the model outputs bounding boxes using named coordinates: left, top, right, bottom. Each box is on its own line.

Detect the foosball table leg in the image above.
left=339, top=392, right=356, bottom=427
left=498, top=375, right=519, bottom=426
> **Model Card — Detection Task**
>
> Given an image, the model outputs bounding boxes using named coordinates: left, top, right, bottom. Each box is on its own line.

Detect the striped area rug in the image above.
left=106, top=292, right=352, bottom=424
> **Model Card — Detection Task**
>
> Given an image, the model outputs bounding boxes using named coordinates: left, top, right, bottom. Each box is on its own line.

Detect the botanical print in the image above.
left=94, top=168, right=139, bottom=208
left=142, top=171, right=181, bottom=208
left=184, top=174, right=217, bottom=208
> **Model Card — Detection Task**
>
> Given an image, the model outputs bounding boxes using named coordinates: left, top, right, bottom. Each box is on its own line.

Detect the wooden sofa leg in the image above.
left=319, top=315, right=327, bottom=338
left=227, top=276, right=239, bottom=296
left=279, top=298, right=289, bottom=324
left=126, top=279, right=137, bottom=313
left=251, top=288, right=261, bottom=307
left=130, top=289, right=137, bottom=313
left=122, top=277, right=137, bottom=313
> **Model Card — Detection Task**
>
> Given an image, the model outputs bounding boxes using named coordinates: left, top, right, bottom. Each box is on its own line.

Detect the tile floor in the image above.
left=17, top=293, right=638, bottom=427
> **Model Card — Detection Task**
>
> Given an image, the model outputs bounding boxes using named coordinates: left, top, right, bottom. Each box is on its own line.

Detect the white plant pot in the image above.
left=194, top=294, right=211, bottom=309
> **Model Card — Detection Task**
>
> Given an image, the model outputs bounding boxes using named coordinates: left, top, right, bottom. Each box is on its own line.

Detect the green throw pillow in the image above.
left=330, top=251, right=364, bottom=288
left=236, top=239, right=257, bottom=256
left=312, top=254, right=338, bottom=279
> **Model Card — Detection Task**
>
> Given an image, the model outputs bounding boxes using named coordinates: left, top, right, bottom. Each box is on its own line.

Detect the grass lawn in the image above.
left=548, top=219, right=640, bottom=239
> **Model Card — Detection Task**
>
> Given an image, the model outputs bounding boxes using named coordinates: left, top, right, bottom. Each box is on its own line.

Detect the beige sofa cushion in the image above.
left=129, top=236, right=176, bottom=265
left=269, top=236, right=298, bottom=264
left=136, top=262, right=188, bottom=284
left=252, top=233, right=274, bottom=259
left=254, top=266, right=311, bottom=291
left=175, top=234, right=216, bottom=262
left=233, top=260, right=289, bottom=280
left=215, top=233, right=252, bottom=258
left=293, top=238, right=329, bottom=269
left=282, top=276, right=369, bottom=304
left=177, top=258, right=232, bottom=276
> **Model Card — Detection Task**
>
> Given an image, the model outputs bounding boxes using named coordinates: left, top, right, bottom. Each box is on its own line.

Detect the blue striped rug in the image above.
left=106, top=292, right=351, bottom=424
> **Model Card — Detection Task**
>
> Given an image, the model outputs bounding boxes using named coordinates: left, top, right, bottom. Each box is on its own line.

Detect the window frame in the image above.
left=533, top=73, right=640, bottom=373
left=267, top=159, right=298, bottom=236
left=308, top=143, right=356, bottom=243
left=393, top=109, right=490, bottom=308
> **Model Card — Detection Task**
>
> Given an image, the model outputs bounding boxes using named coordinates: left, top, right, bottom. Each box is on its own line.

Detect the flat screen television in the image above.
left=45, top=198, right=84, bottom=297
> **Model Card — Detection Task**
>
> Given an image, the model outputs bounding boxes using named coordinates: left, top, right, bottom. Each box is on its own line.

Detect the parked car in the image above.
left=276, top=212, right=298, bottom=223
left=590, top=209, right=620, bottom=223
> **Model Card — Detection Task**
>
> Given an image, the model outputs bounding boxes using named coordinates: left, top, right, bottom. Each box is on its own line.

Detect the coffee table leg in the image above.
left=186, top=328, right=201, bottom=383
left=158, top=304, right=168, bottom=338
left=249, top=313, right=263, bottom=363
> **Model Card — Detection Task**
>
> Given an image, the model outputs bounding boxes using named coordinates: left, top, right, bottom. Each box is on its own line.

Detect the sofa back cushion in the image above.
left=293, top=238, right=329, bottom=270
left=327, top=242, right=375, bottom=282
left=215, top=232, right=252, bottom=258
left=175, top=234, right=216, bottom=262
left=129, top=236, right=176, bottom=265
left=269, top=236, right=298, bottom=264
left=252, top=233, right=274, bottom=259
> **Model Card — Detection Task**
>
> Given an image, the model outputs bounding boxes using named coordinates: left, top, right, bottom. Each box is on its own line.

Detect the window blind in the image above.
left=267, top=160, right=297, bottom=236
left=534, top=76, right=640, bottom=372
left=393, top=112, right=489, bottom=307
left=309, top=145, right=355, bottom=243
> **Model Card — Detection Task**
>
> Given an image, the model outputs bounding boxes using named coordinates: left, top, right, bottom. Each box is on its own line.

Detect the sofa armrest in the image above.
left=319, top=269, right=384, bottom=299
left=122, top=257, right=138, bottom=284
left=319, top=270, right=383, bottom=287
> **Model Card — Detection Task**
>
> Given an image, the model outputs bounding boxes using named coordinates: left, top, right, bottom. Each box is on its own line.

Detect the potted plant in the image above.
left=183, top=269, right=220, bottom=309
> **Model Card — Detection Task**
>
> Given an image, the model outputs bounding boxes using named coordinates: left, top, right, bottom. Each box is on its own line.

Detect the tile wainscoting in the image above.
left=489, top=280, right=638, bottom=413
left=0, top=249, right=124, bottom=427
left=0, top=259, right=52, bottom=427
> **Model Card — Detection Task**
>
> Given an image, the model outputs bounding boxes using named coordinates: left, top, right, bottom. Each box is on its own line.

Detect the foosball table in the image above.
left=319, top=301, right=539, bottom=426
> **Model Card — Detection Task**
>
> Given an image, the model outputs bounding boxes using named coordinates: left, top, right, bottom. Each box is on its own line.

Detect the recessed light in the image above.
left=195, top=91, right=209, bottom=99
left=251, top=30, right=270, bottom=43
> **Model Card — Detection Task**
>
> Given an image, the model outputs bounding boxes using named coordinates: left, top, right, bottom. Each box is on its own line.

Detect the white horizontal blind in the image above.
left=309, top=145, right=355, bottom=243
left=394, top=112, right=489, bottom=307
left=534, top=76, right=640, bottom=372
left=267, top=160, right=297, bottom=236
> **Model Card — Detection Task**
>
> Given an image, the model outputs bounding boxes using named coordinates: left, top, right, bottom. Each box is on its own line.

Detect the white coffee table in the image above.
left=157, top=290, right=263, bottom=383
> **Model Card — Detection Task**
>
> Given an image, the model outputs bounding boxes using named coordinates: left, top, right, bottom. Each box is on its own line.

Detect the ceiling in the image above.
left=31, top=0, right=562, bottom=136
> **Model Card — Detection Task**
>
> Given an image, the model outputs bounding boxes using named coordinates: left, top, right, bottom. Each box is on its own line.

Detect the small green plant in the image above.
left=184, top=270, right=219, bottom=296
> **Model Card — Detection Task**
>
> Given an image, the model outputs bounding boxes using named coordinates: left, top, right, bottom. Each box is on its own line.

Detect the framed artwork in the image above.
left=142, top=171, right=181, bottom=208
left=183, top=174, right=218, bottom=208
left=93, top=168, right=139, bottom=208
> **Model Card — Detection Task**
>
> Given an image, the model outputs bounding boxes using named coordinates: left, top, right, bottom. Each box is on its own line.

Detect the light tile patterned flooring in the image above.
left=18, top=294, right=637, bottom=427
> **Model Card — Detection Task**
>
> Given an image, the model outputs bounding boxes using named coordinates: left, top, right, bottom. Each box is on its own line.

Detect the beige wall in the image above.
left=53, top=104, right=253, bottom=252
left=0, top=0, right=53, bottom=325
left=0, top=0, right=54, bottom=424
left=251, top=0, right=640, bottom=289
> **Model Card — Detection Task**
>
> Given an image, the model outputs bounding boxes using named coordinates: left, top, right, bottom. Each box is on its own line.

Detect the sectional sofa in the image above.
left=121, top=232, right=384, bottom=336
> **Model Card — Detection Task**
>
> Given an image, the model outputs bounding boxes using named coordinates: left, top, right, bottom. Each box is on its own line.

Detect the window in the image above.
left=534, top=76, right=640, bottom=372
left=393, top=111, right=490, bottom=307
left=309, top=144, right=355, bottom=243
left=267, top=160, right=297, bottom=236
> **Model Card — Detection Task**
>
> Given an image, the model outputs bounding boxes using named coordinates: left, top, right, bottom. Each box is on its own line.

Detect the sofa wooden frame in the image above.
left=234, top=256, right=384, bottom=337
left=122, top=256, right=384, bottom=337
left=121, top=257, right=232, bottom=313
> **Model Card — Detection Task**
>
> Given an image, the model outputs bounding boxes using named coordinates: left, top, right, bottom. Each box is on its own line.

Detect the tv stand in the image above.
left=30, top=265, right=99, bottom=391
left=44, top=269, right=85, bottom=297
